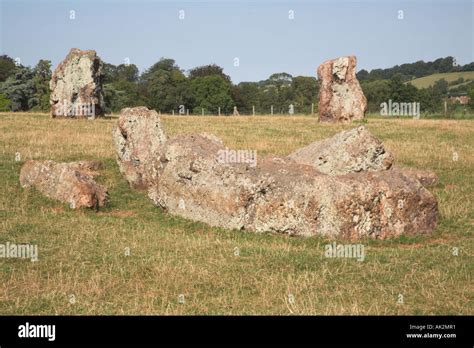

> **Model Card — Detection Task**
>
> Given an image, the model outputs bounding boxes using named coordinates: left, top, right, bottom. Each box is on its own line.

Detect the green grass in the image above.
left=0, top=112, right=472, bottom=315
left=407, top=71, right=474, bottom=89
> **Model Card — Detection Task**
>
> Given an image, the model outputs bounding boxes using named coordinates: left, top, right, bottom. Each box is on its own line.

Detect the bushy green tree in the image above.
left=468, top=86, right=474, bottom=111
left=188, top=64, right=231, bottom=84
left=292, top=76, right=318, bottom=114
left=267, top=72, right=292, bottom=89
left=388, top=75, right=418, bottom=102
left=103, top=63, right=119, bottom=84
left=258, top=85, right=279, bottom=113
left=0, top=93, right=12, bottom=111
left=104, top=80, right=146, bottom=113
left=0, top=66, right=36, bottom=111
left=234, top=82, right=260, bottom=114
left=141, top=58, right=189, bottom=112
left=361, top=80, right=391, bottom=112
left=32, top=59, right=52, bottom=112
left=258, top=72, right=294, bottom=113
left=432, top=78, right=449, bottom=95
left=417, top=87, right=440, bottom=113
left=0, top=55, right=17, bottom=82
left=190, top=75, right=234, bottom=114
left=116, top=64, right=139, bottom=82
left=102, top=61, right=142, bottom=112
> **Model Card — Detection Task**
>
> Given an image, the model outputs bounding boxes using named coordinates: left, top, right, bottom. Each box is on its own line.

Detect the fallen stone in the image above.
left=68, top=160, right=104, bottom=177
left=288, top=126, right=393, bottom=175
left=318, top=56, right=367, bottom=122
left=20, top=160, right=107, bottom=209
left=146, top=134, right=437, bottom=239
left=112, top=107, right=167, bottom=189
left=50, top=48, right=105, bottom=118
left=113, top=107, right=438, bottom=239
left=394, top=167, right=439, bottom=187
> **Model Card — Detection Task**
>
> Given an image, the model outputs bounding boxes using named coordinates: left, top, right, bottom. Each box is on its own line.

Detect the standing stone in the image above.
left=50, top=48, right=105, bottom=118
left=318, top=56, right=367, bottom=122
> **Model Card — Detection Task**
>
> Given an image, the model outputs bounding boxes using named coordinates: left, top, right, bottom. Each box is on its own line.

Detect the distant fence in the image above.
left=163, top=103, right=318, bottom=116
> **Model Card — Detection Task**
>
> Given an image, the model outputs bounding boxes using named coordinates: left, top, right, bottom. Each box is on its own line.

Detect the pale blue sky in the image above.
left=1, top=0, right=473, bottom=83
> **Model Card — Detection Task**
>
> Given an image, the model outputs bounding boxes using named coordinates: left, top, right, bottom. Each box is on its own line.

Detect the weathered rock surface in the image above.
left=287, top=126, right=393, bottom=175
left=20, top=160, right=107, bottom=209
left=113, top=107, right=438, bottom=239
left=50, top=48, right=105, bottom=118
left=147, top=134, right=437, bottom=239
left=68, top=160, right=103, bottom=176
left=113, top=107, right=167, bottom=189
left=318, top=56, right=367, bottom=122
left=393, top=167, right=439, bottom=187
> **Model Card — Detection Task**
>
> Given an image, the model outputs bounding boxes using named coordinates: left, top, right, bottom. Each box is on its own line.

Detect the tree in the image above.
left=32, top=59, right=52, bottom=112
left=292, top=76, right=318, bottom=114
left=104, top=80, right=146, bottom=113
left=468, top=85, right=474, bottom=111
left=188, top=64, right=231, bottom=84
left=102, top=63, right=118, bottom=84
left=388, top=74, right=418, bottom=102
left=418, top=87, right=442, bottom=113
left=359, top=56, right=469, bottom=81
left=190, top=75, right=234, bottom=114
left=235, top=82, right=260, bottom=114
left=262, top=73, right=294, bottom=113
left=0, top=55, right=17, bottom=82
left=258, top=85, right=279, bottom=113
left=361, top=80, right=391, bottom=112
left=356, top=69, right=369, bottom=81
left=267, top=72, right=292, bottom=89
left=116, top=64, right=139, bottom=82
left=432, top=78, right=448, bottom=95
left=0, top=66, right=36, bottom=111
left=0, top=93, right=11, bottom=111
left=102, top=62, right=141, bottom=112
left=103, top=62, right=139, bottom=84
left=141, top=58, right=189, bottom=112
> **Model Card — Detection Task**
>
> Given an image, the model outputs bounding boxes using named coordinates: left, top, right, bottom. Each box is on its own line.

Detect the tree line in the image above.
left=361, top=75, right=474, bottom=113
left=0, top=54, right=473, bottom=115
left=357, top=56, right=474, bottom=82
left=102, top=59, right=318, bottom=115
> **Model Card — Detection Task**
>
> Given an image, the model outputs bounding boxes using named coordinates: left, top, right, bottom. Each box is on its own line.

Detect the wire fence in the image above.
left=164, top=103, right=319, bottom=116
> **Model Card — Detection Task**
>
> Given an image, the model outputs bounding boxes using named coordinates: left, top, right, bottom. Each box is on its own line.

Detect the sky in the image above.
left=0, top=0, right=473, bottom=83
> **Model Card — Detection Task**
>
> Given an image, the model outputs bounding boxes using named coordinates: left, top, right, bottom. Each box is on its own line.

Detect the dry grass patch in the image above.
left=0, top=113, right=472, bottom=315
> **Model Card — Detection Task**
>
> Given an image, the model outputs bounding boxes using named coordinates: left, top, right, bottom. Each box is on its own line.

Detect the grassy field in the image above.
left=0, top=112, right=472, bottom=315
left=407, top=71, right=474, bottom=89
